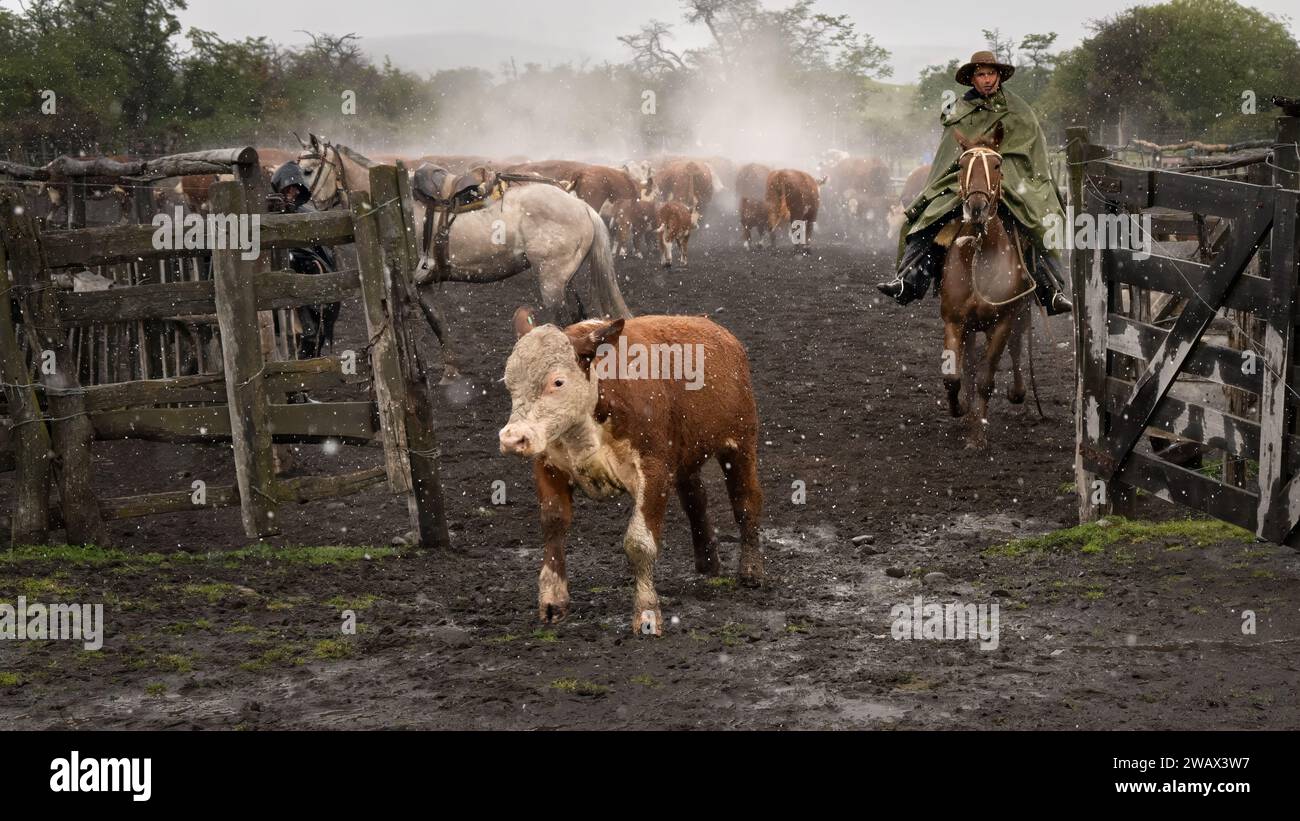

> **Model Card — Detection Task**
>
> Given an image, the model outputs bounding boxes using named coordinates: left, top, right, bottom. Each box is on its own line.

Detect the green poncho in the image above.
left=898, top=87, right=1065, bottom=261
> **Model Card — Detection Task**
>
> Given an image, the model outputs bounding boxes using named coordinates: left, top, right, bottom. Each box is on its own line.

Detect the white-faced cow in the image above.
left=498, top=310, right=765, bottom=635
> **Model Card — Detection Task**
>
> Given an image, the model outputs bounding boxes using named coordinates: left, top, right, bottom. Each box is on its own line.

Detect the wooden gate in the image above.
left=1068, top=114, right=1300, bottom=545
left=1, top=157, right=451, bottom=549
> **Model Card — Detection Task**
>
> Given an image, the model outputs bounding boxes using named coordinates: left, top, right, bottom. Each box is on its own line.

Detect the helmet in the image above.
left=271, top=161, right=311, bottom=204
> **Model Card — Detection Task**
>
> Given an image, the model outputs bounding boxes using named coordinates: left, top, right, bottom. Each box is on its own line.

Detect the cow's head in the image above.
left=498, top=309, right=625, bottom=457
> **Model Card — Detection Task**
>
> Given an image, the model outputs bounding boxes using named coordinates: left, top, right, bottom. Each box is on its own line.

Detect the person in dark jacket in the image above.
left=271, top=162, right=340, bottom=359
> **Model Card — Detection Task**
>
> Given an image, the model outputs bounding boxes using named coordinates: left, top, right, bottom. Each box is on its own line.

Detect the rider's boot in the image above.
left=1029, top=249, right=1073, bottom=315
left=877, top=227, right=944, bottom=304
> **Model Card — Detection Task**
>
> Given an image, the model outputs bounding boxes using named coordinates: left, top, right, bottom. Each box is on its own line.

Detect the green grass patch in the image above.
left=785, top=623, right=810, bottom=634
left=144, top=682, right=166, bottom=697
left=239, top=644, right=304, bottom=672
left=324, top=594, right=379, bottom=611
left=311, top=639, right=352, bottom=660
left=225, top=624, right=258, bottom=635
left=156, top=654, right=194, bottom=673
left=630, top=674, right=659, bottom=687
left=550, top=678, right=608, bottom=696
left=984, top=517, right=1251, bottom=558
left=704, top=576, right=737, bottom=589
left=531, top=629, right=558, bottom=643
left=487, top=633, right=520, bottom=644
left=720, top=621, right=755, bottom=647
left=0, top=672, right=23, bottom=686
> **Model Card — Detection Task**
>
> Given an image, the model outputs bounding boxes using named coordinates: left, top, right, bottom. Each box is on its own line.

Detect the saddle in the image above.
left=414, top=166, right=505, bottom=281
left=414, top=166, right=570, bottom=283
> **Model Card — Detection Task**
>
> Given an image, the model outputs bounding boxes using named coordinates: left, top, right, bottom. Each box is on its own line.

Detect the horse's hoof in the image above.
left=662, top=262, right=672, bottom=269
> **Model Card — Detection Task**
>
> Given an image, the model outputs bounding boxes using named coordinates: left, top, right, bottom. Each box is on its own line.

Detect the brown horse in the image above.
left=939, top=122, right=1035, bottom=449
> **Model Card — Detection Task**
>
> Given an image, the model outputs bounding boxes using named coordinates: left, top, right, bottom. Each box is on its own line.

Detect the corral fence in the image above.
left=1066, top=106, right=1300, bottom=545
left=0, top=148, right=451, bottom=549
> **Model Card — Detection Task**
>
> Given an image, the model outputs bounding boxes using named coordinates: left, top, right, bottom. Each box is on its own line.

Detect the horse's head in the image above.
left=954, top=122, right=1004, bottom=231
left=294, top=131, right=344, bottom=210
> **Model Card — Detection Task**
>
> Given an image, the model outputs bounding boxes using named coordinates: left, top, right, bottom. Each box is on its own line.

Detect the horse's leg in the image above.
left=1007, top=307, right=1028, bottom=405
left=537, top=249, right=587, bottom=327
left=414, top=283, right=462, bottom=383
left=943, top=320, right=966, bottom=418
left=972, top=319, right=1016, bottom=449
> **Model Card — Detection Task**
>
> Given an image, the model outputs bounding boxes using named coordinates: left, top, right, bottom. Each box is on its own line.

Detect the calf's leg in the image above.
left=720, top=445, right=764, bottom=586
left=535, top=461, right=573, bottom=623
left=627, top=463, right=671, bottom=635
left=676, top=469, right=721, bottom=575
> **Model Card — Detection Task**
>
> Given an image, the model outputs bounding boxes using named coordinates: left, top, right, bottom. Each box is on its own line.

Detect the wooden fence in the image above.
left=0, top=156, right=451, bottom=549
left=1067, top=109, right=1300, bottom=545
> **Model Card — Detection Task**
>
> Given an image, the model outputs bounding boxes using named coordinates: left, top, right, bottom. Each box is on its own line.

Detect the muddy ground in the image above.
left=3, top=223, right=1299, bottom=730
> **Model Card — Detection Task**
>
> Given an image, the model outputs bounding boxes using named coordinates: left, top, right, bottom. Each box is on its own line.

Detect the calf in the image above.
left=739, top=197, right=772, bottom=250
left=765, top=169, right=821, bottom=251
left=499, top=309, right=765, bottom=634
left=609, top=198, right=658, bottom=259
left=657, top=201, right=697, bottom=268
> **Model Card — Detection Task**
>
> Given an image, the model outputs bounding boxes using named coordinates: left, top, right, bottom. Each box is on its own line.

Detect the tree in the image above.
left=1041, top=0, right=1300, bottom=142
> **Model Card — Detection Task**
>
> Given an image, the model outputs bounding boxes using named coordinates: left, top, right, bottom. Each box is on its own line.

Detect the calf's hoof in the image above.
left=633, top=607, right=664, bottom=636
left=539, top=597, right=570, bottom=623
left=738, top=553, right=765, bottom=587
left=695, top=546, right=722, bottom=576
left=1007, top=387, right=1026, bottom=404
left=662, top=261, right=672, bottom=269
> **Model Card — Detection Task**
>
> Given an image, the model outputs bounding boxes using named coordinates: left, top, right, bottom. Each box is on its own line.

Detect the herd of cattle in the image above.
left=15, top=145, right=930, bottom=264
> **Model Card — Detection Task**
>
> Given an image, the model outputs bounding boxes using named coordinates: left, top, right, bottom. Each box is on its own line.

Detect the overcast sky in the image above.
left=4, top=0, right=1296, bottom=82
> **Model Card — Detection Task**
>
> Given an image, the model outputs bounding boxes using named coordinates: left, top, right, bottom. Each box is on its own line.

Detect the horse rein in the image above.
left=958, top=146, right=1036, bottom=307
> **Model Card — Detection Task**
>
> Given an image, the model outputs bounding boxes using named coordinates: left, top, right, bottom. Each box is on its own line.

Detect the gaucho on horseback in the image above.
left=877, top=50, right=1072, bottom=315
left=270, top=161, right=340, bottom=360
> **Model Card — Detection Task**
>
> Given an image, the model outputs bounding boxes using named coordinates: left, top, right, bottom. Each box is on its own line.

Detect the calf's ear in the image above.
left=512, top=306, right=537, bottom=339
left=571, top=318, right=626, bottom=374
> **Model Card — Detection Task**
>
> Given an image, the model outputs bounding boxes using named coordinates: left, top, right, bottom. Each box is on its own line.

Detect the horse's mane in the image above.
left=336, top=144, right=375, bottom=168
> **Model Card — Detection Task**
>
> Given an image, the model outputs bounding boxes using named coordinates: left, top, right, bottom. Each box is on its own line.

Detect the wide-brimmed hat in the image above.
left=955, top=50, right=1015, bottom=86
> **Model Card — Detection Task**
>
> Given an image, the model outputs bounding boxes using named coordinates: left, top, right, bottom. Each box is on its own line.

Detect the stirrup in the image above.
left=876, top=277, right=907, bottom=299
left=1045, top=292, right=1073, bottom=315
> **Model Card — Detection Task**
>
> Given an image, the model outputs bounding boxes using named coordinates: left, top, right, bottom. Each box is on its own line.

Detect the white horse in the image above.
left=296, top=136, right=632, bottom=382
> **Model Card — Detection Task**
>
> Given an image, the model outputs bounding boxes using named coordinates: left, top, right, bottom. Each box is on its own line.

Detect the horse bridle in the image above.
left=957, top=145, right=1035, bottom=307
left=959, top=146, right=1001, bottom=206
left=301, top=141, right=347, bottom=209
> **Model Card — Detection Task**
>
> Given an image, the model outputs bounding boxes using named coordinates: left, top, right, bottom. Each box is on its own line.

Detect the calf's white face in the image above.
left=499, top=325, right=599, bottom=457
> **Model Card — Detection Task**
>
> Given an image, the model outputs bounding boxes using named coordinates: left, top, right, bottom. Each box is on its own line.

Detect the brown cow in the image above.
left=735, top=162, right=772, bottom=246
left=502, top=159, right=590, bottom=185
left=656, top=159, right=716, bottom=214
left=569, top=165, right=640, bottom=216
left=900, top=163, right=932, bottom=209
left=826, top=156, right=893, bottom=242
left=499, top=310, right=765, bottom=634
left=609, top=198, right=658, bottom=259
left=765, top=169, right=820, bottom=250
left=657, top=200, right=697, bottom=267
left=739, top=197, right=773, bottom=250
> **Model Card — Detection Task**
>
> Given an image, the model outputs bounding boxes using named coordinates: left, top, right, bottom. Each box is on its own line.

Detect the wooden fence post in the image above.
left=210, top=181, right=279, bottom=538
left=1068, top=127, right=1107, bottom=522
left=368, top=164, right=452, bottom=550
left=352, top=189, right=414, bottom=494
left=0, top=200, right=103, bottom=544
left=0, top=222, right=52, bottom=545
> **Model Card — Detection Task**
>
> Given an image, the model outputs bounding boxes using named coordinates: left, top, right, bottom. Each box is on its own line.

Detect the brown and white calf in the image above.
left=656, top=201, right=697, bottom=268
left=499, top=309, right=765, bottom=634
left=609, top=198, right=658, bottom=259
